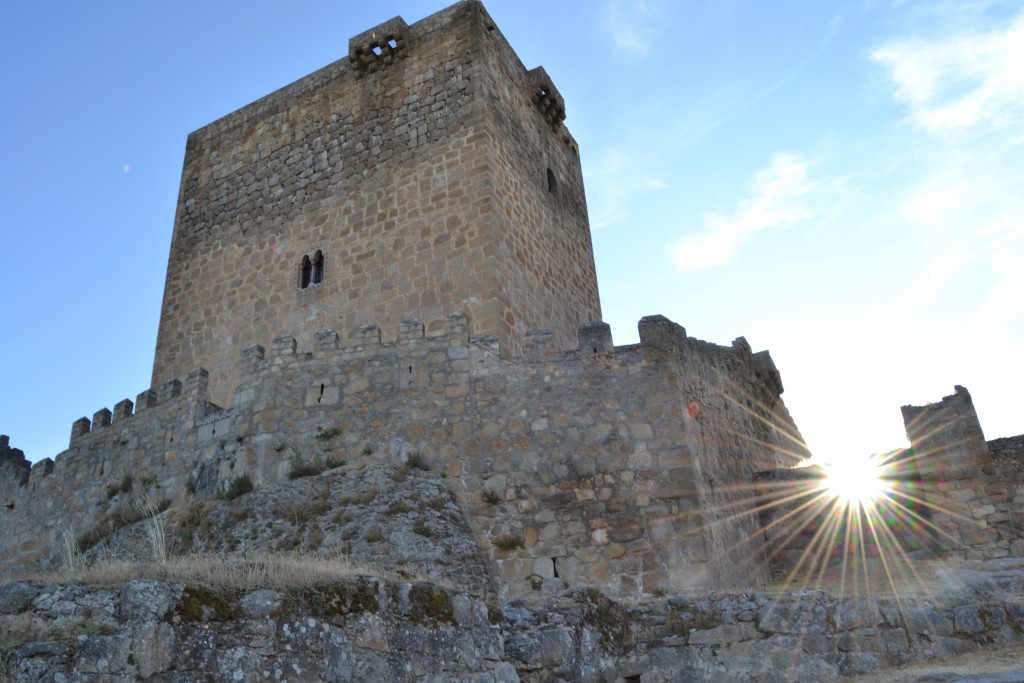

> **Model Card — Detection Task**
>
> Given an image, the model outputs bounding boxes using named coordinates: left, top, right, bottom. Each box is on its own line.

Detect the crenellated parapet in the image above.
left=0, top=435, right=31, bottom=489
left=67, top=366, right=218, bottom=450
left=1, top=312, right=807, bottom=596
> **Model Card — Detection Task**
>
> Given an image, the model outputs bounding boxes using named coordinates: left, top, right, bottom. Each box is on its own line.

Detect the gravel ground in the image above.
left=847, top=643, right=1024, bottom=682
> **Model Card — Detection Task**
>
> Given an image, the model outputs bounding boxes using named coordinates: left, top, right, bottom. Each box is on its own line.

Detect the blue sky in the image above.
left=1, top=0, right=1021, bottom=465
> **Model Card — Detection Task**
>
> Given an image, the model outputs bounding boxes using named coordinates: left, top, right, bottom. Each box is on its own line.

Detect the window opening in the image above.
left=312, top=250, right=324, bottom=285
left=372, top=44, right=383, bottom=56
left=300, top=255, right=312, bottom=288
left=387, top=38, right=398, bottom=49
left=552, top=558, right=559, bottom=578
left=547, top=168, right=557, bottom=194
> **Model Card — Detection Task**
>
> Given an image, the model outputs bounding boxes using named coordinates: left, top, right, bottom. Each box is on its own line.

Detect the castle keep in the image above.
left=2, top=0, right=1022, bottom=603
left=152, top=1, right=600, bottom=409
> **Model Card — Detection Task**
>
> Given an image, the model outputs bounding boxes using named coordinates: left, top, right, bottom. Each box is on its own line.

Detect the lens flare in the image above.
left=820, top=459, right=890, bottom=508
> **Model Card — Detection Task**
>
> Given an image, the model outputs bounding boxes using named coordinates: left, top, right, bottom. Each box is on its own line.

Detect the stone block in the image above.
left=314, top=330, right=339, bottom=350
left=688, top=623, right=758, bottom=647
left=953, top=605, right=985, bottom=633
left=833, top=599, right=882, bottom=631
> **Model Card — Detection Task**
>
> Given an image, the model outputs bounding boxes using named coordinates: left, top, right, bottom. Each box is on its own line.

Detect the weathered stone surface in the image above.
left=689, top=623, right=758, bottom=646
left=758, top=595, right=827, bottom=634
left=0, top=582, right=38, bottom=615
left=120, top=580, right=177, bottom=623
left=240, top=589, right=284, bottom=619
left=833, top=598, right=883, bottom=631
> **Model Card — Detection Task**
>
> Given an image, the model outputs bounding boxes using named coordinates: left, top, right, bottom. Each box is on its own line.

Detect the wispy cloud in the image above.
left=667, top=153, right=817, bottom=272
left=871, top=9, right=1024, bottom=315
left=601, top=0, right=666, bottom=56
left=585, top=148, right=669, bottom=230
left=871, top=9, right=1024, bottom=137
left=888, top=153, right=1024, bottom=315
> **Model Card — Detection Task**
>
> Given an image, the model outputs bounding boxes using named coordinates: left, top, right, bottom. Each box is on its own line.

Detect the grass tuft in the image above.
left=494, top=535, right=525, bottom=551
left=404, top=453, right=428, bottom=471
left=224, top=474, right=253, bottom=500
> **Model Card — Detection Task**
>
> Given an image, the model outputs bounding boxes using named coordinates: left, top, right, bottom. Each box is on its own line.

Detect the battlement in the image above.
left=67, top=367, right=217, bottom=450
left=49, top=311, right=794, bottom=482
left=0, top=435, right=30, bottom=488
left=3, top=312, right=806, bottom=597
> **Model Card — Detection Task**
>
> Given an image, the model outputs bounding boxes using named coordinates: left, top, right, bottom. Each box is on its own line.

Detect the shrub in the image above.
left=316, top=427, right=342, bottom=441
left=386, top=502, right=411, bottom=515
left=224, top=474, right=253, bottom=500
left=289, top=453, right=345, bottom=480
left=106, top=473, right=134, bottom=499
left=412, top=520, right=432, bottom=538
left=482, top=490, right=501, bottom=505
left=405, top=453, right=428, bottom=471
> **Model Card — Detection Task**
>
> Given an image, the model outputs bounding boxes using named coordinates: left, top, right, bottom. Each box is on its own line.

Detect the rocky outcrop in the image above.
left=5, top=561, right=1024, bottom=682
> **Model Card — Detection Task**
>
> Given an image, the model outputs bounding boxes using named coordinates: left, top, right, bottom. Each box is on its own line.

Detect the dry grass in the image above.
left=10, top=552, right=396, bottom=590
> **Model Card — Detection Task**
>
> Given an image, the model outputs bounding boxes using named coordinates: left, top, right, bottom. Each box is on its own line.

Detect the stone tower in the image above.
left=152, top=1, right=602, bottom=407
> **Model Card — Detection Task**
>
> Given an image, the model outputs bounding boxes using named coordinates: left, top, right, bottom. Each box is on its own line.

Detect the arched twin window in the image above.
left=300, top=250, right=325, bottom=289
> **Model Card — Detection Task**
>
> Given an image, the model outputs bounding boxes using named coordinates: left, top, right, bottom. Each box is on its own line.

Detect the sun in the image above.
left=820, top=458, right=890, bottom=508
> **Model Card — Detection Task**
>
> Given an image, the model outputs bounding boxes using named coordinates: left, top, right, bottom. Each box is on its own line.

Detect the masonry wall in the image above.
left=1, top=315, right=805, bottom=598
left=151, top=1, right=601, bottom=409
left=754, top=388, right=1024, bottom=581
left=901, top=387, right=1024, bottom=558
left=475, top=24, right=601, bottom=349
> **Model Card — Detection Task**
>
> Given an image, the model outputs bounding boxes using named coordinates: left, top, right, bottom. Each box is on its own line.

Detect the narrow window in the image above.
left=547, top=168, right=557, bottom=194
left=387, top=38, right=398, bottom=50
left=300, top=255, right=312, bottom=289
left=312, top=250, right=324, bottom=285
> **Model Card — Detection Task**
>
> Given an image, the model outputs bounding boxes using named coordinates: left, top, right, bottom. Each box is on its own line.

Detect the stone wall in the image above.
left=151, top=1, right=601, bottom=409
left=990, top=435, right=1024, bottom=461
left=902, top=386, right=1024, bottom=559
left=754, top=388, right=1024, bottom=580
left=0, top=314, right=806, bottom=598
left=6, top=566, right=1024, bottom=682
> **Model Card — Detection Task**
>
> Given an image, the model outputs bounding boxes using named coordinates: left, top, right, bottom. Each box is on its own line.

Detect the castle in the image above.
left=2, top=0, right=1022, bottom=599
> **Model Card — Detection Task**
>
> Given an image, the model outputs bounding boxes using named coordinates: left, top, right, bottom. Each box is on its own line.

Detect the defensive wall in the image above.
left=1, top=313, right=807, bottom=599
left=901, top=386, right=1024, bottom=558
left=152, top=0, right=601, bottom=410
left=754, top=387, right=1024, bottom=580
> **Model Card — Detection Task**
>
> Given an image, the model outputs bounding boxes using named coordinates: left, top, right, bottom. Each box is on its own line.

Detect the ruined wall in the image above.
left=1, top=315, right=805, bottom=598
left=989, top=435, right=1024, bottom=460
left=901, top=387, right=1024, bottom=558
left=152, top=1, right=601, bottom=409
left=755, top=388, right=1024, bottom=581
